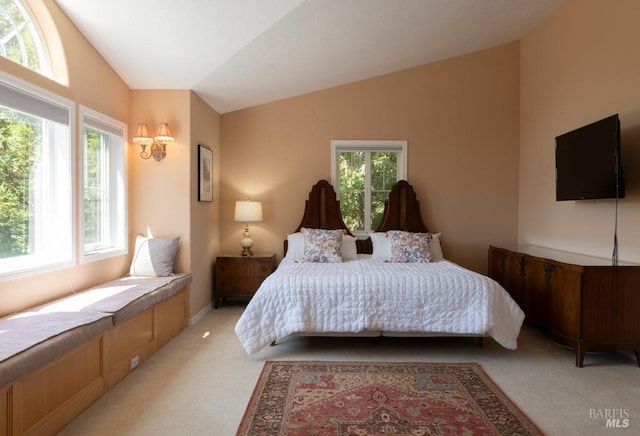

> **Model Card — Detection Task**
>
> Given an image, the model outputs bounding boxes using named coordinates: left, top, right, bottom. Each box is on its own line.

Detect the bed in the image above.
left=234, top=180, right=525, bottom=354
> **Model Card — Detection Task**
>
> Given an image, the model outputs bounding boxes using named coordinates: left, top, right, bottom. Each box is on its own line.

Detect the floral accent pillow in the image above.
left=388, top=230, right=432, bottom=263
left=302, top=227, right=343, bottom=263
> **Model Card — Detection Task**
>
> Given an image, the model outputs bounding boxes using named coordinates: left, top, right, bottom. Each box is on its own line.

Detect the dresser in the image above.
left=488, top=245, right=640, bottom=367
left=214, top=254, right=276, bottom=308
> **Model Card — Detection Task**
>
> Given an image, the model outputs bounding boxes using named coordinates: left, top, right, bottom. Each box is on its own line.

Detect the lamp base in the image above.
left=240, top=225, right=254, bottom=256
left=139, top=142, right=167, bottom=161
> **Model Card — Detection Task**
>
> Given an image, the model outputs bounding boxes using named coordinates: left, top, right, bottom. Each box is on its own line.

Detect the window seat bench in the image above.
left=0, top=273, right=192, bottom=436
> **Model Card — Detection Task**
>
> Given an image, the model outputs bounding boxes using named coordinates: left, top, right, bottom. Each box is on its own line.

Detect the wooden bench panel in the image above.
left=155, top=287, right=189, bottom=348
left=103, top=308, right=155, bottom=388
left=2, top=278, right=191, bottom=434
left=12, top=336, right=104, bottom=435
left=1, top=385, right=9, bottom=436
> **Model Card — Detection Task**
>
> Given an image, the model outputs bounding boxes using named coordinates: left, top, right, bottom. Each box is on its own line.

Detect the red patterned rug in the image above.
left=237, top=361, right=542, bottom=435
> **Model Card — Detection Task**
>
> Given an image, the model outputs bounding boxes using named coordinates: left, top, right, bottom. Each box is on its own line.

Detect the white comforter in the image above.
left=235, top=256, right=525, bottom=354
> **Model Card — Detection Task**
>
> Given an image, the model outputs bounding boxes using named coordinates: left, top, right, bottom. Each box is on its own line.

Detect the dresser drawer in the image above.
left=216, top=277, right=265, bottom=294
left=217, top=258, right=274, bottom=278
left=213, top=254, right=276, bottom=308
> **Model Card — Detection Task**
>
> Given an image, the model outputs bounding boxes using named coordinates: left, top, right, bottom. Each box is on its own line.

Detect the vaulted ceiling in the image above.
left=54, top=0, right=563, bottom=113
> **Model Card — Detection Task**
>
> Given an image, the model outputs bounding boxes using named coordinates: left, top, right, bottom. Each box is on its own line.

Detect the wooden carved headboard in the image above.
left=291, top=180, right=353, bottom=234
left=375, top=180, right=429, bottom=233
left=356, top=180, right=429, bottom=254
left=284, top=180, right=352, bottom=255
left=286, top=179, right=429, bottom=255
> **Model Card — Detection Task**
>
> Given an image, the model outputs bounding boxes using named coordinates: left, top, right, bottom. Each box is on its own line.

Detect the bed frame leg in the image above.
left=478, top=337, right=484, bottom=347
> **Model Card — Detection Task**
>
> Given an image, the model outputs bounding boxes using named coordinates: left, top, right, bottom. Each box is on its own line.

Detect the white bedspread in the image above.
left=234, top=256, right=525, bottom=354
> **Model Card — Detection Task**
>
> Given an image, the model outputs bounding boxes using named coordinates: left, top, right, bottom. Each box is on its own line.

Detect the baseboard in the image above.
left=189, top=302, right=212, bottom=325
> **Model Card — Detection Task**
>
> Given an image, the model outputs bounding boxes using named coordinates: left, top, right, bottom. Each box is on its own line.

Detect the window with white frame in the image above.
left=0, top=72, right=73, bottom=279
left=331, top=140, right=407, bottom=236
left=0, top=0, right=51, bottom=77
left=80, top=106, right=127, bottom=262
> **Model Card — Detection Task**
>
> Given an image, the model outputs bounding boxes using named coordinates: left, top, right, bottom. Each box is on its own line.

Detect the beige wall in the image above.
left=221, top=42, right=521, bottom=273
left=11, top=0, right=635, bottom=320
left=129, top=91, right=191, bottom=272
left=129, top=90, right=221, bottom=318
left=0, top=0, right=131, bottom=316
left=0, top=2, right=219, bottom=319
left=519, top=0, right=640, bottom=263
left=189, top=92, right=221, bottom=317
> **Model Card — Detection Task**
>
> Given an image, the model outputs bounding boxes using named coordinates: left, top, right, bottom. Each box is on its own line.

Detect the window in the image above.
left=0, top=71, right=73, bottom=279
left=80, top=106, right=127, bottom=262
left=331, top=140, right=407, bottom=236
left=0, top=0, right=51, bottom=77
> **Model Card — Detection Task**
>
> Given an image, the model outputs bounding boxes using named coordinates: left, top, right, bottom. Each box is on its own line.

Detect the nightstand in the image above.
left=214, top=254, right=276, bottom=308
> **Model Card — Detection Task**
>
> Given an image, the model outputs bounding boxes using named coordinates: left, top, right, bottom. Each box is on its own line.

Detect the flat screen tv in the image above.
left=555, top=114, right=624, bottom=201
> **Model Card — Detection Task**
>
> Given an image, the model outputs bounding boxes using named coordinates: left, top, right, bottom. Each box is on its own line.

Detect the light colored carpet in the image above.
left=59, top=304, right=640, bottom=435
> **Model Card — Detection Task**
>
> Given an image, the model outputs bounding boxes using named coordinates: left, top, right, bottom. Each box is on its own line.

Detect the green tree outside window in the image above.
left=333, top=141, right=406, bottom=235
left=0, top=109, right=39, bottom=258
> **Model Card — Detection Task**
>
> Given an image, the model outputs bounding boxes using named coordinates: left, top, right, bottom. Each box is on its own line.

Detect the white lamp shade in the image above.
left=234, top=200, right=263, bottom=222
left=132, top=123, right=153, bottom=144
left=154, top=122, right=174, bottom=142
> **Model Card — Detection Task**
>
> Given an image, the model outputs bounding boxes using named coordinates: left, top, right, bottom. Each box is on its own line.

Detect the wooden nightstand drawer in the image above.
left=217, top=258, right=274, bottom=278
left=216, top=277, right=265, bottom=294
left=214, top=254, right=276, bottom=308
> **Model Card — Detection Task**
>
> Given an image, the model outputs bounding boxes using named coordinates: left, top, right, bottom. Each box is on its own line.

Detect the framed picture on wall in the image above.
left=198, top=144, right=213, bottom=202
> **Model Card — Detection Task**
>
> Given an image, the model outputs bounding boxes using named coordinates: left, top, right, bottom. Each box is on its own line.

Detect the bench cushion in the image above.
left=0, top=273, right=191, bottom=388
left=47, top=273, right=192, bottom=324
left=0, top=311, right=112, bottom=387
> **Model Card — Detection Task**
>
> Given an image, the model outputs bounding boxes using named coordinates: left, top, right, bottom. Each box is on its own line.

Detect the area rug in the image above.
left=237, top=361, right=542, bottom=435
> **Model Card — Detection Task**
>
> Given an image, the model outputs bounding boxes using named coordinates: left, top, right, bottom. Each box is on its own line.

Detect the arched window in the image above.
left=0, top=0, right=51, bottom=77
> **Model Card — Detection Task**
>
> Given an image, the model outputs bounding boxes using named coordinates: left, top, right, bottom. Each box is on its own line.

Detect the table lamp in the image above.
left=234, top=199, right=263, bottom=256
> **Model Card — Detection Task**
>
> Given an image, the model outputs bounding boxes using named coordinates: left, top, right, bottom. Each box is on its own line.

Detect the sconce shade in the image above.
left=234, top=200, right=263, bottom=222
left=154, top=123, right=174, bottom=142
left=133, top=122, right=174, bottom=161
left=132, top=123, right=153, bottom=144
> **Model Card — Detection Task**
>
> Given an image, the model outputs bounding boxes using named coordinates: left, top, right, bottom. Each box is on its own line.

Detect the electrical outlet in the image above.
left=130, top=355, right=139, bottom=369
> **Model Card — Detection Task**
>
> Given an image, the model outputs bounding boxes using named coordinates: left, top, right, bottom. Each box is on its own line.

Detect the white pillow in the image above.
left=284, top=232, right=357, bottom=261
left=129, top=235, right=180, bottom=277
left=429, top=232, right=443, bottom=260
left=342, top=235, right=358, bottom=261
left=370, top=232, right=391, bottom=261
left=371, top=231, right=444, bottom=261
left=284, top=232, right=304, bottom=260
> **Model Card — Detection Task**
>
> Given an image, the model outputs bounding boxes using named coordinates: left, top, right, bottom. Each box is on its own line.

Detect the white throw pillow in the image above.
left=342, top=235, right=358, bottom=260
left=284, top=232, right=305, bottom=260
left=285, top=232, right=357, bottom=261
left=371, top=231, right=443, bottom=261
left=429, top=232, right=444, bottom=261
left=129, top=235, right=180, bottom=277
left=370, top=232, right=391, bottom=261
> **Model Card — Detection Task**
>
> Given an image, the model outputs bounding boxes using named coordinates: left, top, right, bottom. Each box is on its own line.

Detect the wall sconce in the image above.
left=132, top=123, right=174, bottom=161
left=234, top=199, right=263, bottom=256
